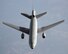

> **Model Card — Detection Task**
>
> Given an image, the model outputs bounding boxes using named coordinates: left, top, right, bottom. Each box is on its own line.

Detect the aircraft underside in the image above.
left=2, top=9, right=64, bottom=49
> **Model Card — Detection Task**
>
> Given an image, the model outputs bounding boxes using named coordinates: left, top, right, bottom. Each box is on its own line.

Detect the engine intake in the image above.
left=21, top=33, right=24, bottom=39
left=42, top=33, right=46, bottom=38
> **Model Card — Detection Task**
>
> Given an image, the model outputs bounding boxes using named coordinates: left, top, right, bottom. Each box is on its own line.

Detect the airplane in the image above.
left=2, top=9, right=64, bottom=49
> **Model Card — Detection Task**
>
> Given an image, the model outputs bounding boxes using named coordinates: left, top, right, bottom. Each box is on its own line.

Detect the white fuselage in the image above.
left=29, top=10, right=37, bottom=49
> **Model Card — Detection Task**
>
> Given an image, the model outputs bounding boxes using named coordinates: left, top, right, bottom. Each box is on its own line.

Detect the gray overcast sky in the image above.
left=0, top=0, right=68, bottom=54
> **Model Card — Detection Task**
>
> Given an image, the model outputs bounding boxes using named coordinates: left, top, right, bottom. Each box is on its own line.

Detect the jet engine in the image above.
left=42, top=33, right=46, bottom=38
left=21, top=33, right=24, bottom=39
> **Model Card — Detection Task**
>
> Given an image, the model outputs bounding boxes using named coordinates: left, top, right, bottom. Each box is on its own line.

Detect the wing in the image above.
left=38, top=20, right=64, bottom=33
left=36, top=12, right=47, bottom=18
left=3, top=22, right=29, bottom=34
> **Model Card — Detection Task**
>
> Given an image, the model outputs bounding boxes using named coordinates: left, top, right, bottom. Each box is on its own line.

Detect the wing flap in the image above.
left=38, top=20, right=64, bottom=33
left=19, top=27, right=29, bottom=34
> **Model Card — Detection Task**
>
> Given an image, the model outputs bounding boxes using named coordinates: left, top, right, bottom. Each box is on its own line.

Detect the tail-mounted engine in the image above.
left=21, top=33, right=24, bottom=39
left=42, top=33, right=46, bottom=38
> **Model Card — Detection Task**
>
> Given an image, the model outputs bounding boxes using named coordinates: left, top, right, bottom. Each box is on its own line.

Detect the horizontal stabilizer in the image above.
left=21, top=13, right=31, bottom=19
left=36, top=12, right=47, bottom=18
left=38, top=20, right=64, bottom=33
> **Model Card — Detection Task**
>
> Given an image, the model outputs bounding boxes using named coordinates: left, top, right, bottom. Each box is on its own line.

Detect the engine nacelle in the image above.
left=42, top=33, right=46, bottom=38
left=21, top=33, right=24, bottom=39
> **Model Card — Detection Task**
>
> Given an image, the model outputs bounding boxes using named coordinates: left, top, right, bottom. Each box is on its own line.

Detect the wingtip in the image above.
left=2, top=21, right=6, bottom=24
left=45, top=12, right=47, bottom=14
left=61, top=20, right=65, bottom=22
left=21, top=13, right=23, bottom=15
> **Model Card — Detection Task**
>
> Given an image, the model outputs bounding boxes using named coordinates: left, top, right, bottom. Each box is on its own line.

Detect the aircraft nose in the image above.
left=30, top=44, right=35, bottom=49
left=31, top=47, right=34, bottom=49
